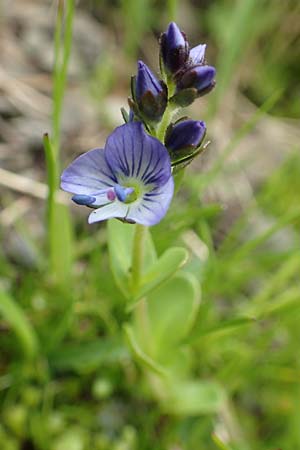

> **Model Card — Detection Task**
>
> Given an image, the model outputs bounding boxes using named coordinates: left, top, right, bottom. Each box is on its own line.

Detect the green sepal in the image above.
left=137, top=82, right=168, bottom=123
left=170, top=87, right=198, bottom=107
left=120, top=107, right=129, bottom=123
left=127, top=97, right=140, bottom=118
left=171, top=145, right=206, bottom=168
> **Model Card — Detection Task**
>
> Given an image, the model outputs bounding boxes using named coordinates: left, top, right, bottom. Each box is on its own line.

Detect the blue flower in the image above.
left=160, top=22, right=189, bottom=74
left=61, top=122, right=174, bottom=226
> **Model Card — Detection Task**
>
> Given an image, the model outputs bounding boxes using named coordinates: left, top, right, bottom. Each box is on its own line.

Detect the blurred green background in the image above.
left=1, top=0, right=300, bottom=449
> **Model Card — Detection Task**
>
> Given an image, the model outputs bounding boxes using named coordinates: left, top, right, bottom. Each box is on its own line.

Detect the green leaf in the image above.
left=187, top=316, right=255, bottom=344
left=246, top=286, right=300, bottom=319
left=212, top=434, right=234, bottom=450
left=0, top=290, right=39, bottom=359
left=124, top=324, right=168, bottom=377
left=146, top=272, right=201, bottom=355
left=49, top=338, right=128, bottom=373
left=137, top=247, right=189, bottom=299
left=107, top=220, right=156, bottom=298
left=50, top=203, right=73, bottom=286
left=162, top=379, right=225, bottom=415
left=43, top=134, right=74, bottom=287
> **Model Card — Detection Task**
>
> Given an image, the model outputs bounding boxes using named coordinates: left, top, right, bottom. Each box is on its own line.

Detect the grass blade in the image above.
left=0, top=290, right=39, bottom=359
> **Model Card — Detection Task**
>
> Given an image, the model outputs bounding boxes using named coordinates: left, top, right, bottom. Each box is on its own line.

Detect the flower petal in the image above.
left=190, top=44, right=206, bottom=64
left=136, top=61, right=163, bottom=100
left=126, top=176, right=174, bottom=226
left=88, top=202, right=128, bottom=224
left=61, top=148, right=117, bottom=196
left=105, top=122, right=171, bottom=186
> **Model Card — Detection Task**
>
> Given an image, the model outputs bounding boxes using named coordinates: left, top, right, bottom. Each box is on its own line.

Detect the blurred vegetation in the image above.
left=1, top=0, right=300, bottom=449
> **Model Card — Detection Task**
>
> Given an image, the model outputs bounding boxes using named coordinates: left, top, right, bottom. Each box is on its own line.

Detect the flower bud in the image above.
left=177, top=65, right=216, bottom=96
left=165, top=120, right=206, bottom=154
left=136, top=61, right=162, bottom=99
left=134, top=61, right=167, bottom=122
left=165, top=120, right=207, bottom=165
left=160, top=22, right=189, bottom=74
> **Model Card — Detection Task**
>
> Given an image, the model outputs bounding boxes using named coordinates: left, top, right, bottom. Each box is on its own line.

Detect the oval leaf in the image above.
left=137, top=247, right=189, bottom=299
left=146, top=272, right=201, bottom=356
left=124, top=324, right=168, bottom=377
left=162, top=379, right=225, bottom=415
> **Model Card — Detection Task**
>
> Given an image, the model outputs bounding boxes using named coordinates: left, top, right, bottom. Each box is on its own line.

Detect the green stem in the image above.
left=156, top=103, right=177, bottom=142
left=43, top=0, right=75, bottom=287
left=131, top=224, right=147, bottom=294
left=135, top=297, right=151, bottom=350
left=167, top=0, right=178, bottom=21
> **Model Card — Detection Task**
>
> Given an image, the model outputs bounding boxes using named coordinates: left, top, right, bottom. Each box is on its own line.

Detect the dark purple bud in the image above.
left=160, top=22, right=189, bottom=74
left=136, top=61, right=163, bottom=100
left=72, top=194, right=96, bottom=206
left=165, top=120, right=206, bottom=153
left=134, top=61, right=167, bottom=122
left=178, top=65, right=216, bottom=95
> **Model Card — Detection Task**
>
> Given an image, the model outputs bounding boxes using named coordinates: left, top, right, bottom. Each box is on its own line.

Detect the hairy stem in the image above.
left=156, top=103, right=177, bottom=142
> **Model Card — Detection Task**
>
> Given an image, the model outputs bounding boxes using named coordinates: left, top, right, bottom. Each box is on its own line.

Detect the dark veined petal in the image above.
left=88, top=202, right=128, bottom=224
left=189, top=44, right=206, bottom=65
left=61, top=148, right=117, bottom=196
left=126, top=177, right=174, bottom=226
left=104, top=122, right=171, bottom=186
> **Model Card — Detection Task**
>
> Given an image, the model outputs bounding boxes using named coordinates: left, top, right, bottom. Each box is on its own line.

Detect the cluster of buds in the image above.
left=125, top=22, right=216, bottom=169
left=61, top=22, right=216, bottom=226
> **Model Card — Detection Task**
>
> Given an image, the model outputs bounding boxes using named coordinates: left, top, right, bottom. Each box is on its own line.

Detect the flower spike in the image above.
left=61, top=22, right=216, bottom=226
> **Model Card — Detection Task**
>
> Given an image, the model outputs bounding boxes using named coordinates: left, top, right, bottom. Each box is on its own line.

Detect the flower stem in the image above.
left=131, top=224, right=147, bottom=295
left=156, top=103, right=177, bottom=142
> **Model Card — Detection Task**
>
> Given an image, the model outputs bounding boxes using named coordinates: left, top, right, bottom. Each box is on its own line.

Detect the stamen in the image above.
left=114, top=185, right=135, bottom=203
